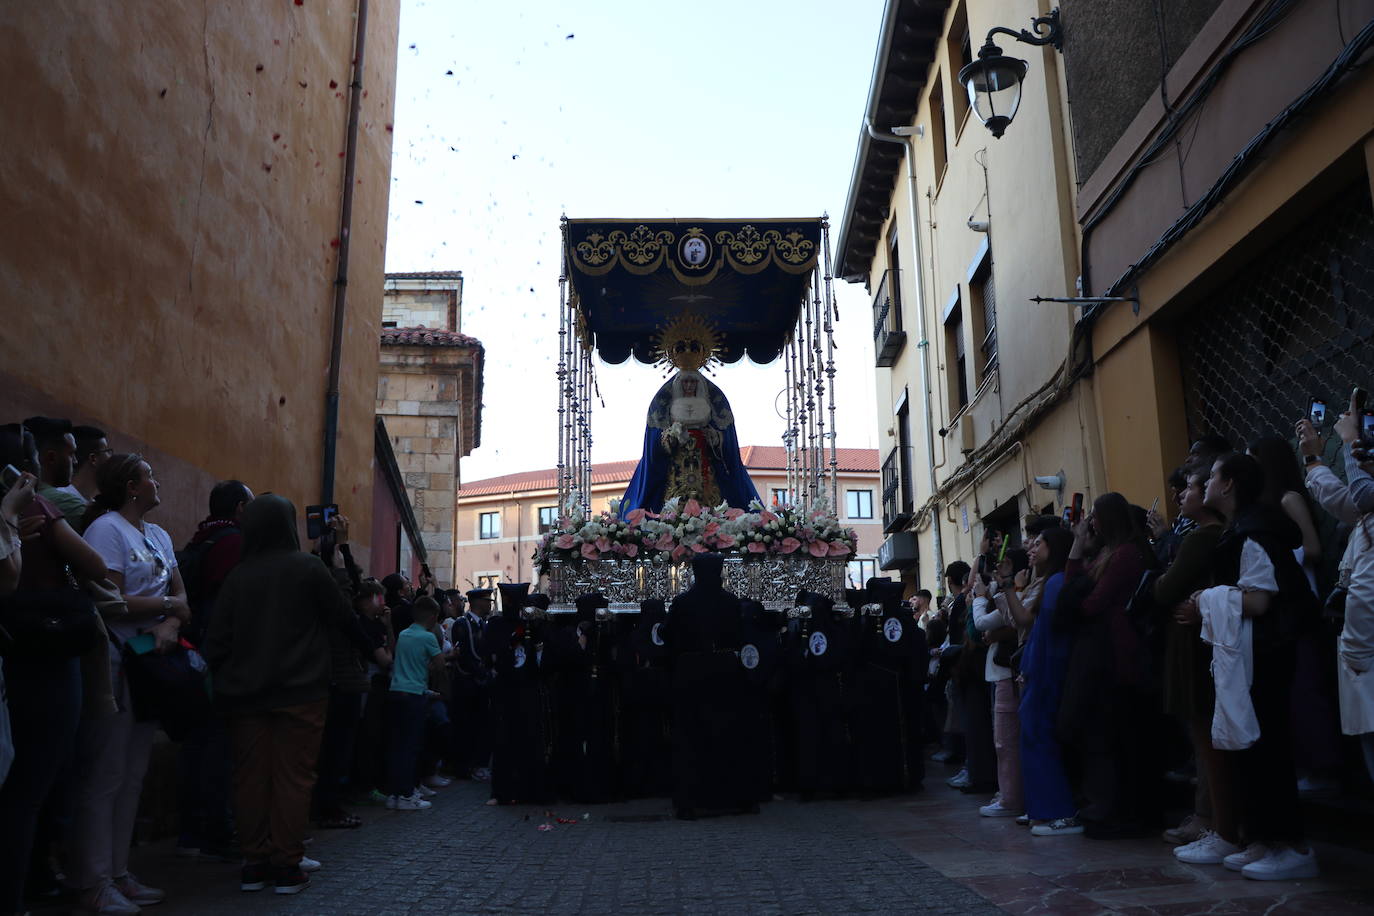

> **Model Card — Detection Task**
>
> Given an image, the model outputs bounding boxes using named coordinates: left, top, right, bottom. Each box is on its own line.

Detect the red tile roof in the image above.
left=385, top=270, right=463, bottom=280
left=380, top=326, right=483, bottom=348
left=459, top=447, right=878, bottom=498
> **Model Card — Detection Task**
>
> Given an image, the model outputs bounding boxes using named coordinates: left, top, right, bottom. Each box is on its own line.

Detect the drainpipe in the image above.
left=321, top=0, right=369, bottom=505
left=865, top=118, right=946, bottom=592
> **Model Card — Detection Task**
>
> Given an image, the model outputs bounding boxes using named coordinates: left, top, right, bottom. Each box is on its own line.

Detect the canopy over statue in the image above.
left=556, top=216, right=840, bottom=523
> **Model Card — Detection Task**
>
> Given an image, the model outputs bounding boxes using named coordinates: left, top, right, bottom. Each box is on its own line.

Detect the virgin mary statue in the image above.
left=619, top=367, right=760, bottom=514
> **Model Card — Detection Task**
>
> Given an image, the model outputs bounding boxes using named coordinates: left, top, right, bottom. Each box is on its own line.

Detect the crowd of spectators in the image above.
left=924, top=399, right=1374, bottom=883
left=1, top=401, right=1371, bottom=912
left=0, top=416, right=479, bottom=912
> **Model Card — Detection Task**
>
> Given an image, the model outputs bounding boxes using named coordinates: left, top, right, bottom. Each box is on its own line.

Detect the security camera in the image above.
left=967, top=219, right=990, bottom=233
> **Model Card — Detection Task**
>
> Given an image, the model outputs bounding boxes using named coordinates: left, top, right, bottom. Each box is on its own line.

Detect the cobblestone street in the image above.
left=68, top=771, right=1371, bottom=916
left=112, top=780, right=999, bottom=916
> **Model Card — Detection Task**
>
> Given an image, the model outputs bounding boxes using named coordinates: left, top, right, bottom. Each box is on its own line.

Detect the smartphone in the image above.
left=1309, top=398, right=1327, bottom=427
left=126, top=633, right=157, bottom=656
left=0, top=464, right=20, bottom=493
left=1355, top=388, right=1368, bottom=415
left=996, top=533, right=1010, bottom=563
left=1362, top=410, right=1374, bottom=439
left=305, top=503, right=338, bottom=540
left=1070, top=492, right=1084, bottom=526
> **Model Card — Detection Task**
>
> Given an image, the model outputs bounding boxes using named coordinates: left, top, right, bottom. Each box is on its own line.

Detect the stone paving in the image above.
left=109, top=781, right=1002, bottom=915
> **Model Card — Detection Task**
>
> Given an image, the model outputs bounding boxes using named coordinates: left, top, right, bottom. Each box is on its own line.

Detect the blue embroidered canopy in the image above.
left=563, top=218, right=823, bottom=365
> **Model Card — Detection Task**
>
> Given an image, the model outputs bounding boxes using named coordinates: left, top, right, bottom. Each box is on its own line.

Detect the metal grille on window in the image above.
left=1179, top=180, right=1374, bottom=451
left=980, top=272, right=997, bottom=369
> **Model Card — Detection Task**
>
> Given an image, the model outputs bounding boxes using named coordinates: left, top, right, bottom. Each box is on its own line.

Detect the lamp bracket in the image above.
left=982, top=7, right=1062, bottom=55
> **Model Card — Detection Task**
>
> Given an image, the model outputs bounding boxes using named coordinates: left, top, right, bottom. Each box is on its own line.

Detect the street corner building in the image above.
left=838, top=0, right=1374, bottom=590
left=0, top=1, right=404, bottom=562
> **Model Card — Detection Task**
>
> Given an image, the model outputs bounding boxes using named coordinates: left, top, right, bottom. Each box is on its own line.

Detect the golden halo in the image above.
left=652, top=313, right=721, bottom=372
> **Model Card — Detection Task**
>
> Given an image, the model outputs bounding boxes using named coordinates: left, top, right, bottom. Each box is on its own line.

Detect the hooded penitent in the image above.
left=497, top=582, right=530, bottom=621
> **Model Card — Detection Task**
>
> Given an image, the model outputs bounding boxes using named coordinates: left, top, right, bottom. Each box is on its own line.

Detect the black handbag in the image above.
left=122, top=637, right=213, bottom=740
left=0, top=584, right=104, bottom=658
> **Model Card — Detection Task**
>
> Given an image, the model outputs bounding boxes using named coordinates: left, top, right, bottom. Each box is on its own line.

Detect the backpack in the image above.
left=176, top=526, right=237, bottom=643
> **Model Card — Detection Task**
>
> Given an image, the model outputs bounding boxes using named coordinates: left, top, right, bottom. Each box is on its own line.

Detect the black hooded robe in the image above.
left=662, top=554, right=753, bottom=816
left=487, top=583, right=553, bottom=804
left=787, top=592, right=854, bottom=798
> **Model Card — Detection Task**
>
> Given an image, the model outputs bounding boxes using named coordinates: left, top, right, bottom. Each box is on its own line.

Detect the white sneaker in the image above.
left=1173, top=831, right=1241, bottom=865
left=979, top=799, right=1021, bottom=817
left=82, top=883, right=142, bottom=915
left=298, top=856, right=322, bottom=873
left=392, top=792, right=432, bottom=811
left=1223, top=842, right=1271, bottom=872
left=1241, top=846, right=1319, bottom=881
left=113, top=873, right=164, bottom=906
left=1030, top=817, right=1084, bottom=836
left=424, top=774, right=452, bottom=788
left=416, top=784, right=438, bottom=798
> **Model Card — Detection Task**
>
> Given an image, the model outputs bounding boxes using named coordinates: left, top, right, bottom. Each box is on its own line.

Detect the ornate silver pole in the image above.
left=557, top=218, right=571, bottom=513
left=820, top=217, right=840, bottom=513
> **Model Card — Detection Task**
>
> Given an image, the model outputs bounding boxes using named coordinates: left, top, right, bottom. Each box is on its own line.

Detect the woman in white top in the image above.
left=72, top=454, right=189, bottom=915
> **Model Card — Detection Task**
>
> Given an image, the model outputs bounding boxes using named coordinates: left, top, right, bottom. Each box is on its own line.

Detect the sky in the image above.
left=384, top=0, right=887, bottom=484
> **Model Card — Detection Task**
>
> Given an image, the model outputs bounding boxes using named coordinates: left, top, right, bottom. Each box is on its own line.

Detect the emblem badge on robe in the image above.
left=513, top=645, right=527, bottom=668
left=651, top=623, right=665, bottom=647
left=808, top=631, right=828, bottom=657
left=740, top=644, right=760, bottom=669
left=883, top=618, right=904, bottom=643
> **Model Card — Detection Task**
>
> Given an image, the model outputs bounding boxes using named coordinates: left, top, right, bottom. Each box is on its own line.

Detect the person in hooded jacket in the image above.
left=621, top=599, right=673, bottom=798
left=485, top=582, right=553, bottom=805
left=738, top=598, right=785, bottom=803
left=787, top=590, right=855, bottom=800
left=661, top=553, right=752, bottom=818
left=205, top=494, right=372, bottom=897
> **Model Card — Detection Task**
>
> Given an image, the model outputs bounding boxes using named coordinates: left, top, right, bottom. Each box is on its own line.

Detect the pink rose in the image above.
left=747, top=540, right=766, bottom=554
left=827, top=541, right=851, bottom=557
left=759, top=510, right=779, bottom=524
left=800, top=527, right=816, bottom=539
left=807, top=540, right=829, bottom=558
left=671, top=545, right=689, bottom=562
left=779, top=537, right=801, bottom=554
left=608, top=542, right=626, bottom=555
left=580, top=542, right=599, bottom=560
left=684, top=499, right=702, bottom=517
left=724, top=508, right=745, bottom=520
left=715, top=534, right=737, bottom=549
left=690, top=542, right=708, bottom=553
left=626, top=508, right=647, bottom=526
left=703, top=521, right=720, bottom=537
left=595, top=537, right=612, bottom=553
left=651, top=533, right=674, bottom=551
left=623, top=543, right=639, bottom=558
left=555, top=534, right=575, bottom=550
left=662, top=511, right=677, bottom=523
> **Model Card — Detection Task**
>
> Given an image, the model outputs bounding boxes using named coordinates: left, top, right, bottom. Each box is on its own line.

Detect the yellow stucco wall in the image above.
left=0, top=2, right=399, bottom=552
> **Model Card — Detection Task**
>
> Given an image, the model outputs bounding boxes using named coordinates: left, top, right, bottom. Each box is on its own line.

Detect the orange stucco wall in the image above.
left=0, top=2, right=399, bottom=554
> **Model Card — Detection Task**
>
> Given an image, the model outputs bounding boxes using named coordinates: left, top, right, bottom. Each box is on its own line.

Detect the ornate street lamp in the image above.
left=958, top=7, right=1063, bottom=138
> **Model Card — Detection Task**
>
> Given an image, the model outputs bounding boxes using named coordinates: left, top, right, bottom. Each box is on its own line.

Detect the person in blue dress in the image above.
left=1017, top=526, right=1082, bottom=836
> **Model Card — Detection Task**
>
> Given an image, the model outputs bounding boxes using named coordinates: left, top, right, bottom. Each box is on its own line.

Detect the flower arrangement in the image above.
left=533, top=492, right=858, bottom=575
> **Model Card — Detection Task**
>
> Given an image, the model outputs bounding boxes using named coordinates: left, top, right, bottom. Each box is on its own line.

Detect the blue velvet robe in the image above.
left=619, top=375, right=760, bottom=515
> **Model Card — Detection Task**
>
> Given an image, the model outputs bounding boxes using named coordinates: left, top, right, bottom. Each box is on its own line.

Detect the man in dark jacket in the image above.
left=205, top=495, right=368, bottom=896
left=174, top=479, right=252, bottom=858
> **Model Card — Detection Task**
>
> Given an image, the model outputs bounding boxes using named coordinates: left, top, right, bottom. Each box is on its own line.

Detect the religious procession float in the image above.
left=536, top=217, right=856, bottom=613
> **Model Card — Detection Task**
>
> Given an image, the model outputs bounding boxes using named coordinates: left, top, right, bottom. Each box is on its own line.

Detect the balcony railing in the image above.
left=872, top=269, right=906, bottom=368
left=881, top=445, right=914, bottom=533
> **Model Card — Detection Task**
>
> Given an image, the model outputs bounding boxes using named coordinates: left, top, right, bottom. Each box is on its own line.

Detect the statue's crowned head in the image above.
left=652, top=313, right=721, bottom=373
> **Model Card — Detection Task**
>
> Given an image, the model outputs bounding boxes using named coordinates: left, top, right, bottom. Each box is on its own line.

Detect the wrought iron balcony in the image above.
left=872, top=269, right=906, bottom=368
left=881, top=445, right=914, bottom=534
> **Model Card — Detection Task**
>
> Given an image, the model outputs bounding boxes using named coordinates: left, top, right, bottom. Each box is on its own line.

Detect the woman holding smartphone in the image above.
left=72, top=454, right=188, bottom=915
